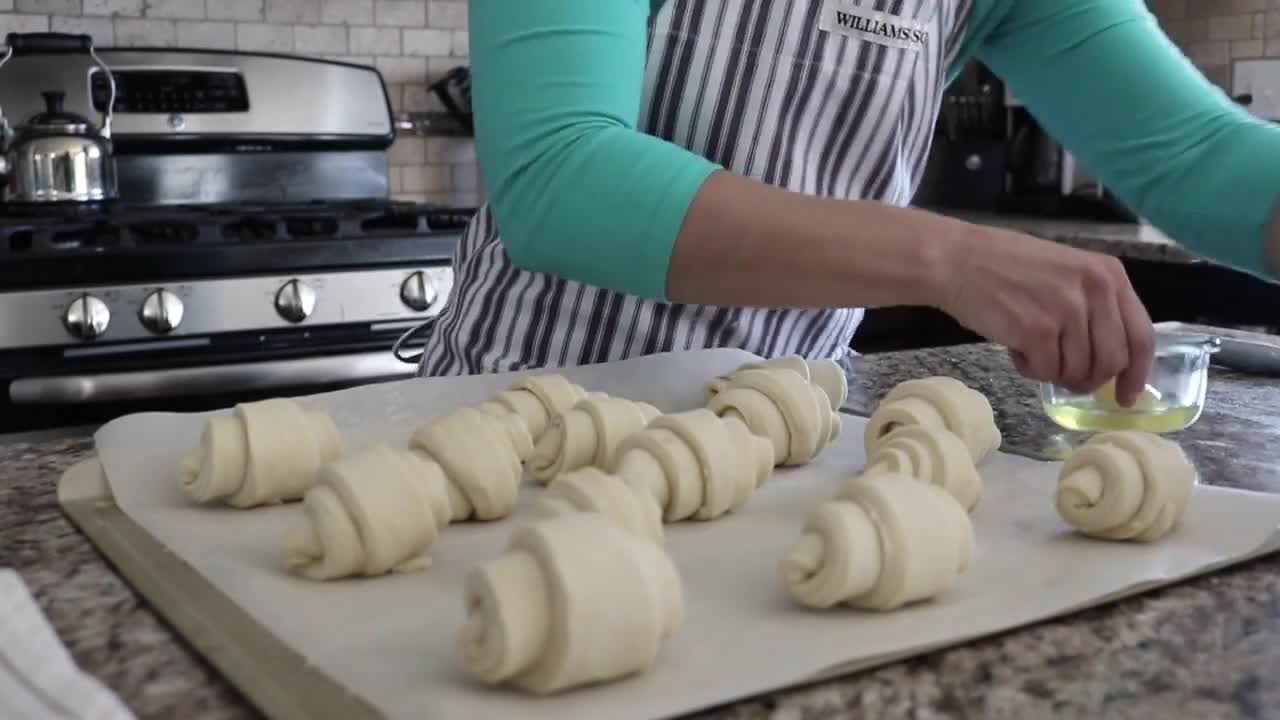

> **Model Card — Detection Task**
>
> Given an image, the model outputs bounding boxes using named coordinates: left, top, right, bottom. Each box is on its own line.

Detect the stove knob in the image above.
left=275, top=278, right=317, bottom=324
left=139, top=289, right=184, bottom=335
left=399, top=270, right=438, bottom=312
left=63, top=293, right=110, bottom=341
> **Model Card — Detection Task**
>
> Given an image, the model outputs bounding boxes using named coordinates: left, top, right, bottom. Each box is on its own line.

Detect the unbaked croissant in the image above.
left=458, top=512, right=684, bottom=695
left=612, top=408, right=774, bottom=522
left=1055, top=430, right=1196, bottom=542
left=531, top=467, right=664, bottom=544
left=528, top=396, right=660, bottom=484
left=706, top=367, right=841, bottom=466
left=179, top=397, right=343, bottom=508
left=782, top=472, right=974, bottom=611
left=861, top=424, right=982, bottom=511
left=284, top=443, right=452, bottom=580
left=864, top=377, right=1001, bottom=464
left=477, top=374, right=593, bottom=443
left=409, top=406, right=534, bottom=521
left=705, top=354, right=848, bottom=410
left=283, top=407, right=534, bottom=581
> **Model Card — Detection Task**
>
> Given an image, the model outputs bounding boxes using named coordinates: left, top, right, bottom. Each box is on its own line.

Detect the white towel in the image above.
left=0, top=569, right=137, bottom=720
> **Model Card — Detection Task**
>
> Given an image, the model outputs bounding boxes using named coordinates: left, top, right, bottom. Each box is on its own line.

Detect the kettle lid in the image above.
left=24, top=91, right=93, bottom=134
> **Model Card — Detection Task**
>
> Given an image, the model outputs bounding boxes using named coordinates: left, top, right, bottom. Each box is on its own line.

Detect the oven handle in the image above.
left=8, top=350, right=414, bottom=405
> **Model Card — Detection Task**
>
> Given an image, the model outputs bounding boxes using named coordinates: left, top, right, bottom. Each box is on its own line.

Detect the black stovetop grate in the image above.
left=0, top=200, right=476, bottom=256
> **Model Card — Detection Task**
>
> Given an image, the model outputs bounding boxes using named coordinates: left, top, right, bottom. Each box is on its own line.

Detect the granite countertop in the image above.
left=4, top=343, right=1280, bottom=719
left=944, top=210, right=1202, bottom=265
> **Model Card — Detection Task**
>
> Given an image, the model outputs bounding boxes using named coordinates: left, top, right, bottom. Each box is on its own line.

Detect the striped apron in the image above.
left=418, top=0, right=974, bottom=377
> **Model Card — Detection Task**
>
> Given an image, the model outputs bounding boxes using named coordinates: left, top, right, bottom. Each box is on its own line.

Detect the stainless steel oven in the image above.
left=0, top=37, right=468, bottom=433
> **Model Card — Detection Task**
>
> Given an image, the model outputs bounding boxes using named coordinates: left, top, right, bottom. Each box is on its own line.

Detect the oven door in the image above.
left=0, top=322, right=425, bottom=434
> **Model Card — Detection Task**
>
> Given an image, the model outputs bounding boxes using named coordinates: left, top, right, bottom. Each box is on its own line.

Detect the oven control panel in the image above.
left=1, top=266, right=455, bottom=350
left=92, top=70, right=250, bottom=114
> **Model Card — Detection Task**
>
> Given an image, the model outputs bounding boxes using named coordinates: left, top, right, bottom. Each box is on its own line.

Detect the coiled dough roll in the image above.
left=528, top=396, right=661, bottom=484
left=706, top=367, right=841, bottom=467
left=864, top=377, right=1001, bottom=464
left=705, top=354, right=848, bottom=410
left=409, top=406, right=534, bottom=522
left=477, top=374, right=594, bottom=442
left=1055, top=430, right=1196, bottom=542
left=612, top=409, right=774, bottom=522
left=179, top=397, right=343, bottom=508
left=284, top=443, right=452, bottom=580
left=531, top=467, right=664, bottom=544
left=458, top=512, right=684, bottom=695
left=782, top=472, right=974, bottom=611
left=862, top=425, right=982, bottom=511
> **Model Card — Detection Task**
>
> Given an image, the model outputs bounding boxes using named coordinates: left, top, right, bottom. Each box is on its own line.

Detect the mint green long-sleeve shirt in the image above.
left=470, top=0, right=1280, bottom=301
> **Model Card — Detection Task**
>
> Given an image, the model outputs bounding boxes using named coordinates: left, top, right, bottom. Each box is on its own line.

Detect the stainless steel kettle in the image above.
left=0, top=32, right=118, bottom=203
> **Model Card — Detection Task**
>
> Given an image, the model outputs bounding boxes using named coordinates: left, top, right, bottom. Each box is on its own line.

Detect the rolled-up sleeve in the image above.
left=470, top=0, right=722, bottom=300
left=975, top=0, right=1280, bottom=279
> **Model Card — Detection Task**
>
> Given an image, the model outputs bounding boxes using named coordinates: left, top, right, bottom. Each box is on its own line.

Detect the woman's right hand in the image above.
left=936, top=223, right=1155, bottom=406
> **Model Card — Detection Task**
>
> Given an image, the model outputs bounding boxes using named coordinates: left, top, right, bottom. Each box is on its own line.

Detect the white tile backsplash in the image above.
left=82, top=0, right=142, bottom=15
left=293, top=23, right=345, bottom=54
left=374, top=0, right=421, bottom=27
left=206, top=0, right=263, bottom=22
left=17, top=0, right=79, bottom=13
left=264, top=0, right=317, bottom=24
left=349, top=25, right=399, bottom=55
left=177, top=19, right=235, bottom=49
left=320, top=0, right=371, bottom=25
left=235, top=21, right=293, bottom=52
left=50, top=14, right=114, bottom=43
left=142, top=0, right=204, bottom=20
left=2, top=11, right=49, bottom=30
left=2, top=0, right=477, bottom=204
left=112, top=16, right=174, bottom=43
left=426, top=0, right=463, bottom=29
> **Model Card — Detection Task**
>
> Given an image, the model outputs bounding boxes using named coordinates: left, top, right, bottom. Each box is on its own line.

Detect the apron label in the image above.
left=818, top=0, right=929, bottom=51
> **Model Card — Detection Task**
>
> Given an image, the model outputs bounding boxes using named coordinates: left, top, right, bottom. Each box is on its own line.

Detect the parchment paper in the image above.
left=90, top=349, right=1280, bottom=720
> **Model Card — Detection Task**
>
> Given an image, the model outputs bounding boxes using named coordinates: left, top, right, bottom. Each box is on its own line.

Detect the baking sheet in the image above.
left=82, top=349, right=1280, bottom=720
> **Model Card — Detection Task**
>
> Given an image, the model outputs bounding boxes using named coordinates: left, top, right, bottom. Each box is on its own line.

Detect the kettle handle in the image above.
left=0, top=33, right=115, bottom=139
left=4, top=33, right=94, bottom=55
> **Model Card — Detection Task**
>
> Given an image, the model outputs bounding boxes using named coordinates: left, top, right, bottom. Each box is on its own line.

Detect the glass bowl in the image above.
left=1040, top=332, right=1221, bottom=433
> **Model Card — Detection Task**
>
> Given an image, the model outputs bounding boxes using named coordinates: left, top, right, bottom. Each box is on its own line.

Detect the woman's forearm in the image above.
left=667, top=171, right=958, bottom=310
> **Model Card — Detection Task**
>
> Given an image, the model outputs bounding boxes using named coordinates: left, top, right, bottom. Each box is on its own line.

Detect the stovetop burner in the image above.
left=0, top=199, right=471, bottom=288
left=0, top=200, right=473, bottom=251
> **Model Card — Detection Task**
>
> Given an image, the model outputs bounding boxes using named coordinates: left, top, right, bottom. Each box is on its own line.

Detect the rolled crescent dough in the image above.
left=284, top=443, right=452, bottom=580
left=706, top=367, right=841, bottom=466
left=528, top=396, right=660, bottom=484
left=612, top=409, right=774, bottom=522
left=531, top=467, right=664, bottom=544
left=178, top=397, right=342, bottom=508
left=458, top=512, right=684, bottom=695
left=477, top=374, right=590, bottom=442
left=782, top=472, right=974, bottom=611
left=1055, top=430, right=1195, bottom=542
left=862, top=425, right=982, bottom=511
left=864, top=377, right=1001, bottom=464
left=705, top=355, right=848, bottom=410
left=409, top=406, right=533, bottom=521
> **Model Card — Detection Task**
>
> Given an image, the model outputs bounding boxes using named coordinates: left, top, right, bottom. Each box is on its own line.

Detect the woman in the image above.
left=418, top=0, right=1280, bottom=407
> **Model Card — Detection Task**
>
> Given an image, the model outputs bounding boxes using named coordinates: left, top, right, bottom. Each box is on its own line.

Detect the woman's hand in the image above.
left=936, top=223, right=1155, bottom=406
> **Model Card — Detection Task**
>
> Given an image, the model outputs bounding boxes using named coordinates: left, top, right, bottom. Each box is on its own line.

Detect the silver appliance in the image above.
left=0, top=33, right=119, bottom=204
left=0, top=40, right=467, bottom=433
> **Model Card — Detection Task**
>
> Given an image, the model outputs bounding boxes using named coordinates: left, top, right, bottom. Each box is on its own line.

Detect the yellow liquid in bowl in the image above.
left=1043, top=401, right=1201, bottom=433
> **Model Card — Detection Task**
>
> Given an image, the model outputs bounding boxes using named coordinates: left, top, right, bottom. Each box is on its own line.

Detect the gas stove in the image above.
left=0, top=199, right=467, bottom=288
left=0, top=199, right=462, bottom=349
left=0, top=42, right=467, bottom=432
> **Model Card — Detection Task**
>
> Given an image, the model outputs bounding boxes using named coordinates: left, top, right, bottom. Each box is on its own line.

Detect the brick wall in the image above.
left=1148, top=0, right=1275, bottom=92
left=0, top=0, right=478, bottom=206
